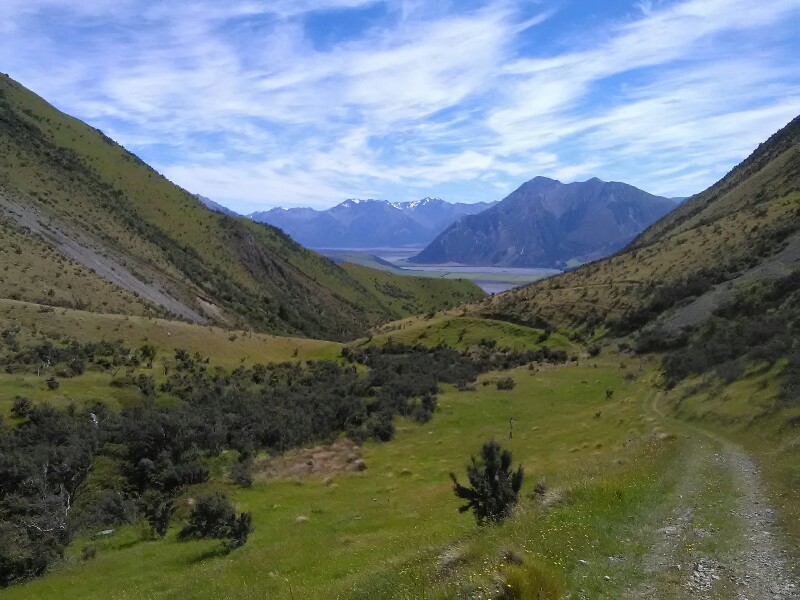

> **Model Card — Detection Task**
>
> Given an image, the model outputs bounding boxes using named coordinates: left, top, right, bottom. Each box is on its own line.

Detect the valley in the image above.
left=1, top=18, right=799, bottom=599
left=318, top=246, right=561, bottom=293
left=1, top=311, right=796, bottom=598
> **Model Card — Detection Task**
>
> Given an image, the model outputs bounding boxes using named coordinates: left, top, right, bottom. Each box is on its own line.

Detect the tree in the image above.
left=141, top=491, right=173, bottom=537
left=10, top=395, right=31, bottom=419
left=179, top=493, right=236, bottom=540
left=229, top=511, right=253, bottom=549
left=450, top=440, right=523, bottom=525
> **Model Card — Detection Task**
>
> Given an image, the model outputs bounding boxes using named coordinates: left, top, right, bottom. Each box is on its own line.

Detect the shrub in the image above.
left=450, top=441, right=523, bottom=525
left=231, top=458, right=253, bottom=488
left=10, top=395, right=31, bottom=419
left=496, top=377, right=515, bottom=391
left=141, top=491, right=173, bottom=537
left=46, top=376, right=59, bottom=390
left=229, top=512, right=253, bottom=549
left=178, top=493, right=252, bottom=549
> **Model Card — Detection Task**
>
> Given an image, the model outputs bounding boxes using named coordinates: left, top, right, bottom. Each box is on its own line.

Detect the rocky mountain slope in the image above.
left=196, top=194, right=239, bottom=217
left=250, top=197, right=494, bottom=248
left=0, top=74, right=480, bottom=339
left=411, top=177, right=676, bottom=268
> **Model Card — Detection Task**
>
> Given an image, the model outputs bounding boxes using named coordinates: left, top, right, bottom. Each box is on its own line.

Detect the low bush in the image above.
left=179, top=493, right=252, bottom=550
left=496, top=377, right=515, bottom=390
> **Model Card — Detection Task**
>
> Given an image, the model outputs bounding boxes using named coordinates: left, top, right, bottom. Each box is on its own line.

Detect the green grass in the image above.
left=340, top=263, right=485, bottom=319
left=363, top=314, right=578, bottom=353
left=662, top=362, right=800, bottom=567
left=5, top=356, right=681, bottom=599
left=0, top=298, right=342, bottom=369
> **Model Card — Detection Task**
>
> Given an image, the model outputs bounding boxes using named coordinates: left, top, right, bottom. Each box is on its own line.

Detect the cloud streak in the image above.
left=3, top=0, right=799, bottom=210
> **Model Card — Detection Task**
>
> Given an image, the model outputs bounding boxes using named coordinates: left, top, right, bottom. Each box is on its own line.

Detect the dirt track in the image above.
left=625, top=396, right=799, bottom=599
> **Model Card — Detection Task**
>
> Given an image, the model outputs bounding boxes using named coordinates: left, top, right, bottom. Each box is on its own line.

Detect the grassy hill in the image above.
left=1, top=76, right=798, bottom=600
left=362, top=313, right=577, bottom=353
left=0, top=74, right=483, bottom=340
left=339, top=263, right=484, bottom=319
left=474, top=115, right=800, bottom=333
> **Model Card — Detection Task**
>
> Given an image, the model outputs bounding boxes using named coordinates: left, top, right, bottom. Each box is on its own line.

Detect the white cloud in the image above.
left=2, top=0, right=799, bottom=209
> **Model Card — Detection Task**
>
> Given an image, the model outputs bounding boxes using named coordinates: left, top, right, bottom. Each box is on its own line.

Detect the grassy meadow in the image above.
left=364, top=314, right=578, bottom=353
left=3, top=348, right=689, bottom=599
left=340, top=263, right=485, bottom=318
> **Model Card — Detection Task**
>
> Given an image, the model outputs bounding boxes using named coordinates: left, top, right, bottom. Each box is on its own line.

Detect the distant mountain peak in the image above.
left=410, top=176, right=676, bottom=268
left=337, top=198, right=395, bottom=209
left=250, top=196, right=495, bottom=248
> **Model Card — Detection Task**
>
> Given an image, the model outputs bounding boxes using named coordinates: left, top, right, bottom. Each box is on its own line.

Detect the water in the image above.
left=316, top=246, right=561, bottom=293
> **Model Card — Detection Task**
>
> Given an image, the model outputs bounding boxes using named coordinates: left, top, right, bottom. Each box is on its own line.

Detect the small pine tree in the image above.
left=450, top=440, right=524, bottom=525
left=10, top=395, right=32, bottom=419
left=179, top=493, right=236, bottom=540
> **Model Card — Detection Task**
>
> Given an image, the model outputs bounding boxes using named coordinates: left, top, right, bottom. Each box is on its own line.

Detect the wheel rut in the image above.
left=624, top=396, right=798, bottom=599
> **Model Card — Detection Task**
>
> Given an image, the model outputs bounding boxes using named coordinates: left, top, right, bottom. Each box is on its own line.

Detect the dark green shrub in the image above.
left=496, top=377, right=515, bottom=390
left=141, top=491, right=173, bottom=537
left=231, top=458, right=253, bottom=488
left=450, top=441, right=524, bottom=525
left=178, top=493, right=252, bottom=549
left=10, top=395, right=31, bottom=419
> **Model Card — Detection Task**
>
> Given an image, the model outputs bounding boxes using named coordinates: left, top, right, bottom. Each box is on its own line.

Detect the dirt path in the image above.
left=625, top=396, right=799, bottom=599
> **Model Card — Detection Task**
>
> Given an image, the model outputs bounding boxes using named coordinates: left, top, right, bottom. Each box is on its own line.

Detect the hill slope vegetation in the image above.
left=0, top=75, right=480, bottom=339
left=474, top=116, right=800, bottom=332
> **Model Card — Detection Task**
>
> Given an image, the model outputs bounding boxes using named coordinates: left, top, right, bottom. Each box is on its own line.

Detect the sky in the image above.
left=2, top=0, right=799, bottom=213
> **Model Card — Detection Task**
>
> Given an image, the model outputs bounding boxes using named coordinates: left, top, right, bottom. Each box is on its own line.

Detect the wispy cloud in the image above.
left=3, top=0, right=799, bottom=209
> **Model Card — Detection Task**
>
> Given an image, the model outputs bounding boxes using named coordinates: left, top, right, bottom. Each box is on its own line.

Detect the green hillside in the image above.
left=0, top=74, right=481, bottom=340
left=340, top=262, right=484, bottom=318
left=1, top=76, right=798, bottom=600
left=474, top=115, right=800, bottom=332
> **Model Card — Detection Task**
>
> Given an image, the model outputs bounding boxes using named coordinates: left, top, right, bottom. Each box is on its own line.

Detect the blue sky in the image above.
left=3, top=0, right=799, bottom=212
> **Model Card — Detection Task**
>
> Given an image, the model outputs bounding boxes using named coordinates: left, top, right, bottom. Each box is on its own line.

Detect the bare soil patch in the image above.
left=254, top=439, right=366, bottom=480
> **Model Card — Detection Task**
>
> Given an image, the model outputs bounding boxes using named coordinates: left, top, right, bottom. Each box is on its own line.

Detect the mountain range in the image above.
left=411, top=177, right=677, bottom=268
left=0, top=74, right=483, bottom=340
left=249, top=197, right=495, bottom=248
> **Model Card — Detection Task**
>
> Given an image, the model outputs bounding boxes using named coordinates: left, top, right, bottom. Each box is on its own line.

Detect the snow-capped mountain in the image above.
left=248, top=198, right=494, bottom=248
